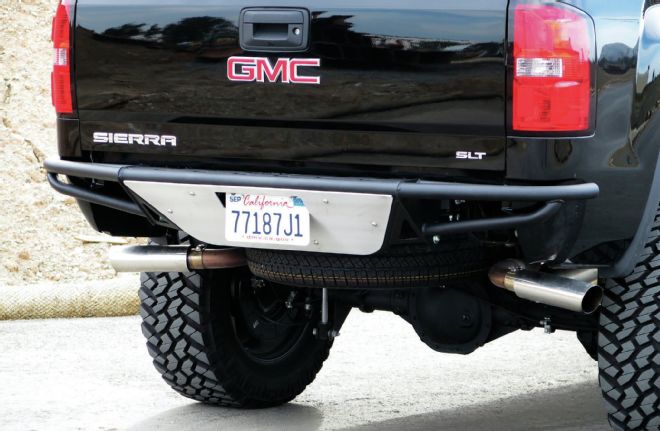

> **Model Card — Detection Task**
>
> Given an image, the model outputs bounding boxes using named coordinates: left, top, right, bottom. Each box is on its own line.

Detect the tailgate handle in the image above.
left=239, top=8, right=310, bottom=52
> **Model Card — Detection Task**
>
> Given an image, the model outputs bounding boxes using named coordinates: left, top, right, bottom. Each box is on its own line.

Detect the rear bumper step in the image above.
left=45, top=158, right=599, bottom=248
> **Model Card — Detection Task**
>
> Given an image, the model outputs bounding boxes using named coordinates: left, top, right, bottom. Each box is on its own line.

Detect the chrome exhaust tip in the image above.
left=489, top=259, right=603, bottom=314
left=109, top=245, right=246, bottom=273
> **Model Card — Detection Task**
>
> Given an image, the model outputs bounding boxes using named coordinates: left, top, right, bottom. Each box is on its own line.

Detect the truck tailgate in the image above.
left=74, top=0, right=508, bottom=171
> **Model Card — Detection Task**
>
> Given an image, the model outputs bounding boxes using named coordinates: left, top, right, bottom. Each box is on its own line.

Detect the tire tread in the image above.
left=139, top=267, right=331, bottom=407
left=598, top=210, right=660, bottom=430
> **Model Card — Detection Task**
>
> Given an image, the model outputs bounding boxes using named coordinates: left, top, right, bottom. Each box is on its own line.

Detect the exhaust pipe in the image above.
left=489, top=259, right=603, bottom=314
left=109, top=245, right=246, bottom=273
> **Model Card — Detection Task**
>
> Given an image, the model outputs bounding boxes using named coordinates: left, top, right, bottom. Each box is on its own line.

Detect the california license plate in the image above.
left=225, top=193, right=310, bottom=246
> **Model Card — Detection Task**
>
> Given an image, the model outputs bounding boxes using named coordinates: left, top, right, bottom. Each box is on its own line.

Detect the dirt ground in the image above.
left=0, top=0, right=122, bottom=286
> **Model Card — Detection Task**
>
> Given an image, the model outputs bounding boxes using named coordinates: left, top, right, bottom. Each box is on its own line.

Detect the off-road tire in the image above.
left=247, top=240, right=488, bottom=289
left=598, top=213, right=660, bottom=430
left=139, top=268, right=332, bottom=407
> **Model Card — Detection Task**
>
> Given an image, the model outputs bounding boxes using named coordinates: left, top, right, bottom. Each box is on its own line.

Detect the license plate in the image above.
left=225, top=193, right=310, bottom=246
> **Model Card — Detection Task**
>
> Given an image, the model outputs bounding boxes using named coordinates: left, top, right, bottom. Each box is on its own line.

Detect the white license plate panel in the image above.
left=225, top=193, right=310, bottom=246
left=124, top=181, right=394, bottom=255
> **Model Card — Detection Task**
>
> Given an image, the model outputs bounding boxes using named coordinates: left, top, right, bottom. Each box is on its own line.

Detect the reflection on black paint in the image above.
left=599, top=43, right=636, bottom=75
left=102, top=23, right=148, bottom=39
left=74, top=5, right=507, bottom=132
left=73, top=2, right=509, bottom=172
left=99, top=17, right=239, bottom=58
left=310, top=12, right=503, bottom=69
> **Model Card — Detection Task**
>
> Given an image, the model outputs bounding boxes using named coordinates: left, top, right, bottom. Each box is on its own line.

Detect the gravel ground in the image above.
left=0, top=0, right=132, bottom=287
left=0, top=311, right=609, bottom=431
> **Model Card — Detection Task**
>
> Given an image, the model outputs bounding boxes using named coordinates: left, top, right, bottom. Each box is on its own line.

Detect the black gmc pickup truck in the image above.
left=45, top=0, right=659, bottom=429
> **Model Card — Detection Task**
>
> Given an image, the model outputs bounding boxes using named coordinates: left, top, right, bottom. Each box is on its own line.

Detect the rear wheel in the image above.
left=598, top=213, right=660, bottom=430
left=139, top=266, right=332, bottom=407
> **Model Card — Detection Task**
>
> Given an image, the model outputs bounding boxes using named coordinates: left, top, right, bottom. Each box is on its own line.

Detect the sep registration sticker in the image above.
left=225, top=193, right=310, bottom=246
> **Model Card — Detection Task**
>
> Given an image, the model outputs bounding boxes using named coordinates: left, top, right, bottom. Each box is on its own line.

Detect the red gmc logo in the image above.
left=227, top=56, right=321, bottom=85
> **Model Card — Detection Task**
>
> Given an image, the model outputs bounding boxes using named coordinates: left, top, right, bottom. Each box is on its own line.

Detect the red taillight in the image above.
left=513, top=3, right=593, bottom=132
left=51, top=0, right=73, bottom=114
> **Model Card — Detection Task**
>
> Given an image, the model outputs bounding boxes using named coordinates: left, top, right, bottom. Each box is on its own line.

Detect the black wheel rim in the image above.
left=229, top=272, right=311, bottom=364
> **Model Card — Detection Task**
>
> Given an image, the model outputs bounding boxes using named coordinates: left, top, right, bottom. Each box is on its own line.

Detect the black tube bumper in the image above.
left=45, top=158, right=599, bottom=239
